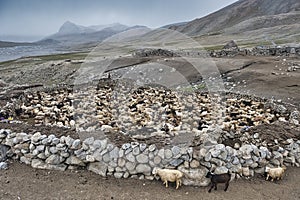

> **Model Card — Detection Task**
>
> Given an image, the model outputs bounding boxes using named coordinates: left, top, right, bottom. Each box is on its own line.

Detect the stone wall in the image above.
left=132, top=46, right=300, bottom=59
left=210, top=46, right=300, bottom=58
left=1, top=81, right=299, bottom=185
left=1, top=128, right=300, bottom=186
left=133, top=49, right=176, bottom=57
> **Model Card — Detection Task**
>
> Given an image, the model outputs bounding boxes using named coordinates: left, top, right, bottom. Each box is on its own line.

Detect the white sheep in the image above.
left=152, top=167, right=183, bottom=189
left=265, top=166, right=287, bottom=181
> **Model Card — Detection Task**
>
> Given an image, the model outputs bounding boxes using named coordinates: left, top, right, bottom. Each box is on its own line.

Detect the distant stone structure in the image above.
left=133, top=48, right=175, bottom=57
left=133, top=45, right=299, bottom=59
left=210, top=46, right=300, bottom=57
left=223, top=40, right=238, bottom=50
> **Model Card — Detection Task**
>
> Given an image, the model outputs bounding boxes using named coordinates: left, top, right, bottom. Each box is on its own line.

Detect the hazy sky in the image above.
left=0, top=0, right=238, bottom=41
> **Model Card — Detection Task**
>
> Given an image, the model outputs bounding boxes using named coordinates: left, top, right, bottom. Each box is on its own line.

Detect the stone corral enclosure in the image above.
left=1, top=80, right=300, bottom=186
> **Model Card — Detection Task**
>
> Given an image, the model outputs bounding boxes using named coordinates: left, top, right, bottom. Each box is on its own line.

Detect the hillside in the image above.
left=170, top=0, right=300, bottom=36
left=0, top=40, right=32, bottom=48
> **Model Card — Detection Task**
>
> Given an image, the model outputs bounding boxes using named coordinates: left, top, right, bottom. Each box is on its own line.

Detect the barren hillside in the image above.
left=170, top=0, right=300, bottom=39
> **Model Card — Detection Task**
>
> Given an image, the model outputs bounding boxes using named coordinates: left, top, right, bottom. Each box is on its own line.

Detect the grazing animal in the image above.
left=265, top=166, right=287, bottom=181
left=205, top=171, right=231, bottom=193
left=152, top=167, right=183, bottom=189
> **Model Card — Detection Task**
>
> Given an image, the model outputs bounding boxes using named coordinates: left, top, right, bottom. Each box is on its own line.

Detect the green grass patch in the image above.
left=0, top=51, right=89, bottom=67
left=0, top=59, right=17, bottom=66
left=179, top=83, right=207, bottom=92
left=238, top=40, right=273, bottom=48
left=37, top=52, right=88, bottom=61
left=274, top=39, right=292, bottom=45
left=207, top=31, right=223, bottom=36
left=203, top=45, right=225, bottom=51
left=0, top=58, right=35, bottom=68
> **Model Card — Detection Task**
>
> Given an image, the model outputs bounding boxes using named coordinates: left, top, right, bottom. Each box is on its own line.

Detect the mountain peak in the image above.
left=62, top=20, right=75, bottom=26
left=58, top=21, right=82, bottom=35
left=46, top=21, right=148, bottom=46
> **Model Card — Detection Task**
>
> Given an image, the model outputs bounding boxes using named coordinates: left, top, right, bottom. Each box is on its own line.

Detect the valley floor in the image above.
left=0, top=53, right=300, bottom=200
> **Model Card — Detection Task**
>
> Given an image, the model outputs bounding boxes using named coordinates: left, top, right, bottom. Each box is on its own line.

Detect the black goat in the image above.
left=205, top=171, right=231, bottom=193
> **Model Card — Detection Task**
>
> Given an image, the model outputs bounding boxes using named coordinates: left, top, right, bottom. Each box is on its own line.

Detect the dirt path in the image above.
left=214, top=55, right=300, bottom=106
left=0, top=161, right=299, bottom=200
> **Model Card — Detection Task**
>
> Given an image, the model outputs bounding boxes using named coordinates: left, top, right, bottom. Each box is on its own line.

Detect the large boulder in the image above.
left=178, top=165, right=210, bottom=186
left=87, top=162, right=108, bottom=177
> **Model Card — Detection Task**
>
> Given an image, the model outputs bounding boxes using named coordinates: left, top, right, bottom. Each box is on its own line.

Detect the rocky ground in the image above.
left=0, top=51, right=300, bottom=199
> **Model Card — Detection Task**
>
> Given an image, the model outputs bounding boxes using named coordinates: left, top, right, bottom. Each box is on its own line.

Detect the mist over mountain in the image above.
left=57, top=21, right=95, bottom=35
left=40, top=21, right=149, bottom=48
left=56, top=21, right=129, bottom=35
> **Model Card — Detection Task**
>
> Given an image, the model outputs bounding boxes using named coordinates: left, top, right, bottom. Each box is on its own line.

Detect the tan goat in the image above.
left=152, top=168, right=183, bottom=189
left=265, top=166, right=287, bottom=181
